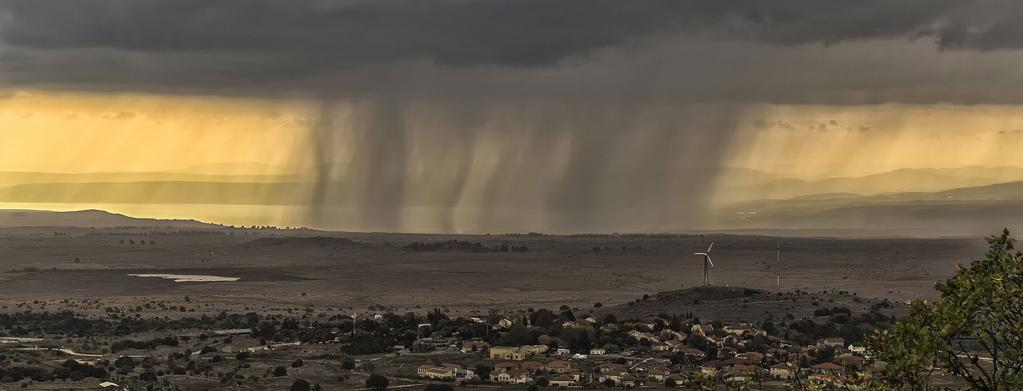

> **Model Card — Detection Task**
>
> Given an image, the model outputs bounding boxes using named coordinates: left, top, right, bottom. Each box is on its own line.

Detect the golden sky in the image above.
left=727, top=104, right=1023, bottom=179
left=0, top=90, right=312, bottom=174
left=4, top=89, right=1023, bottom=179
left=3, top=89, right=1023, bottom=232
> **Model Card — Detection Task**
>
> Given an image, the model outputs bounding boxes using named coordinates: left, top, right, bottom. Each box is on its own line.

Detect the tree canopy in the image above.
left=871, top=229, right=1023, bottom=390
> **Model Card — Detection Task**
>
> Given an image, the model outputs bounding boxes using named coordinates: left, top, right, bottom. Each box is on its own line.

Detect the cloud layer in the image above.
left=4, top=1, right=1023, bottom=232
left=1, top=0, right=1021, bottom=97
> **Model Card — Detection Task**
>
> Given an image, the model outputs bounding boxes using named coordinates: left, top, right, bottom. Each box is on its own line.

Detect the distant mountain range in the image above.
left=0, top=209, right=217, bottom=229
left=715, top=166, right=1023, bottom=203
left=716, top=179, right=1023, bottom=237
left=3, top=165, right=1023, bottom=236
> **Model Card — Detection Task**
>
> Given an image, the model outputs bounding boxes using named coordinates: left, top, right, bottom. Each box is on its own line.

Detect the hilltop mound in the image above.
left=602, top=286, right=899, bottom=323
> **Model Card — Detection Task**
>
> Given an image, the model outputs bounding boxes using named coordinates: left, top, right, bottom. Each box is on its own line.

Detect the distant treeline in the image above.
left=0, top=359, right=107, bottom=383
left=404, top=240, right=528, bottom=253
left=110, top=336, right=180, bottom=352
left=502, top=232, right=700, bottom=238
left=570, top=233, right=701, bottom=238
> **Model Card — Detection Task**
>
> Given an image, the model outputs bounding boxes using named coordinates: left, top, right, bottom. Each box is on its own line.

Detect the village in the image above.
left=403, top=305, right=882, bottom=390
left=0, top=285, right=898, bottom=390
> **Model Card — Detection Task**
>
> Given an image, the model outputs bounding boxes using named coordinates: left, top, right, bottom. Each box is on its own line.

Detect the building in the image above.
left=598, top=363, right=628, bottom=376
left=660, top=329, right=688, bottom=341
left=770, top=363, right=794, bottom=379
left=590, top=348, right=607, bottom=355
left=736, top=351, right=764, bottom=363
left=492, top=372, right=512, bottom=383
left=724, top=368, right=754, bottom=384
left=522, top=345, right=549, bottom=355
left=494, top=362, right=519, bottom=373
left=679, top=347, right=706, bottom=360
left=461, top=340, right=490, bottom=353
left=620, top=374, right=639, bottom=387
left=546, top=360, right=571, bottom=374
left=627, top=330, right=660, bottom=343
left=648, top=366, right=670, bottom=381
left=507, top=369, right=533, bottom=384
left=520, top=361, right=543, bottom=372
left=597, top=363, right=629, bottom=384
left=442, top=363, right=475, bottom=379
left=664, top=374, right=686, bottom=386
left=812, top=362, right=845, bottom=374
left=418, top=364, right=454, bottom=380
left=820, top=336, right=846, bottom=348
left=700, top=360, right=725, bottom=375
left=490, top=346, right=527, bottom=360
left=691, top=324, right=714, bottom=335
left=550, top=374, right=576, bottom=387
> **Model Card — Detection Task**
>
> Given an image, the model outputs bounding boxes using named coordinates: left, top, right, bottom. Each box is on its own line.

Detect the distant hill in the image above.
left=0, top=209, right=218, bottom=229
left=717, top=180, right=1023, bottom=237
left=716, top=166, right=1023, bottom=203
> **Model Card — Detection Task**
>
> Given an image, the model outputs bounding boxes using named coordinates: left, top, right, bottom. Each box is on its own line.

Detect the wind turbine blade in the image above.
left=706, top=242, right=714, bottom=253
left=707, top=256, right=714, bottom=267
left=694, top=252, right=706, bottom=255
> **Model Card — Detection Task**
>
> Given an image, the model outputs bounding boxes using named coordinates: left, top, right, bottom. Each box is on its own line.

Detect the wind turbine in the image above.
left=694, top=242, right=715, bottom=286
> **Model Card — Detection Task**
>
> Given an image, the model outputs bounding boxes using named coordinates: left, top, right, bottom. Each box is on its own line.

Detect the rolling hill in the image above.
left=0, top=209, right=218, bottom=229
left=715, top=166, right=1023, bottom=203
left=716, top=180, right=1023, bottom=237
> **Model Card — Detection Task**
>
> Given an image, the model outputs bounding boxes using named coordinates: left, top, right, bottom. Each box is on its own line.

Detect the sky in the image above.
left=2, top=1, right=1023, bottom=232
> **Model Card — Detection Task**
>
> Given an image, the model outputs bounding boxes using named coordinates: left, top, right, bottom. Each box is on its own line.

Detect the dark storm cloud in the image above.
left=0, top=0, right=1017, bottom=80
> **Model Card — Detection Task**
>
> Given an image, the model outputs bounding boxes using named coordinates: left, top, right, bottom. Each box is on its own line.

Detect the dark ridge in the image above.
left=239, top=236, right=358, bottom=248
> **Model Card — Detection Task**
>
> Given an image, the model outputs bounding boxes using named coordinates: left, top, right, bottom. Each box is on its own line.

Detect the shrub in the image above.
left=272, top=366, right=288, bottom=377
left=365, top=373, right=389, bottom=390
left=290, top=379, right=311, bottom=391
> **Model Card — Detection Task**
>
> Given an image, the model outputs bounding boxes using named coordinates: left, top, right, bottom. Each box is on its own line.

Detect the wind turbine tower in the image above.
left=693, top=242, right=716, bottom=286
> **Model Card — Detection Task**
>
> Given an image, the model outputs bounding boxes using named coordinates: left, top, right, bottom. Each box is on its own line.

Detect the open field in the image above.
left=0, top=226, right=986, bottom=315
left=0, top=215, right=988, bottom=390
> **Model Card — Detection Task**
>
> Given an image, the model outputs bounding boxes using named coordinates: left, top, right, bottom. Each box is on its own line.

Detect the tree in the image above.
left=871, top=229, right=1023, bottom=390
left=341, top=359, right=356, bottom=370
left=366, top=373, right=389, bottom=390
left=474, top=364, right=492, bottom=381
left=272, top=366, right=288, bottom=377
left=291, top=379, right=312, bottom=391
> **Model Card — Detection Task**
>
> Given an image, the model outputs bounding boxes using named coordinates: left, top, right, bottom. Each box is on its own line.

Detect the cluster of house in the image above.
left=414, top=318, right=873, bottom=389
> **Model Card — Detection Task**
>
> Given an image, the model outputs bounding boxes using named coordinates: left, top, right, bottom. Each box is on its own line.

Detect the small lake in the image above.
left=127, top=274, right=240, bottom=283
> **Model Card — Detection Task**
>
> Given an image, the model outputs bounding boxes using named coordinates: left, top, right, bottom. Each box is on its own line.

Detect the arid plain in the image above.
left=0, top=221, right=986, bottom=315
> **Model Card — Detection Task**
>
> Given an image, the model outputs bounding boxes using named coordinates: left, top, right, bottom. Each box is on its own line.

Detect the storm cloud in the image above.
left=3, top=1, right=1023, bottom=232
left=0, top=0, right=1021, bottom=93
